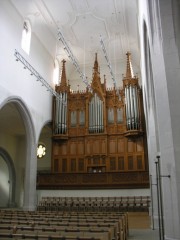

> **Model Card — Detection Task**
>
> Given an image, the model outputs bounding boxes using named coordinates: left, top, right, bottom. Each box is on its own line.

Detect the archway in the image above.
left=0, top=97, right=36, bottom=210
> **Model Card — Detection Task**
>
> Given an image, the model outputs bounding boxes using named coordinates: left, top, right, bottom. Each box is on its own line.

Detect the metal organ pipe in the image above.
left=88, top=93, right=104, bottom=133
left=97, top=97, right=100, bottom=133
left=89, top=102, right=91, bottom=132
left=59, top=93, right=62, bottom=133
left=130, top=85, right=135, bottom=129
left=64, top=92, right=67, bottom=133
left=125, top=83, right=140, bottom=131
left=97, top=95, right=99, bottom=133
left=55, top=97, right=59, bottom=134
left=136, top=87, right=139, bottom=129
left=92, top=96, right=95, bottom=132
left=99, top=100, right=102, bottom=132
left=94, top=94, right=97, bottom=132
left=133, top=86, right=138, bottom=129
left=133, top=86, right=137, bottom=128
left=54, top=92, right=67, bottom=135
left=62, top=93, right=64, bottom=133
left=126, top=86, right=131, bottom=130
left=125, top=88, right=129, bottom=129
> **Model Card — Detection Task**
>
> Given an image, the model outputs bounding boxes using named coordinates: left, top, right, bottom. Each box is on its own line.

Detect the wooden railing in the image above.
left=36, top=171, right=149, bottom=189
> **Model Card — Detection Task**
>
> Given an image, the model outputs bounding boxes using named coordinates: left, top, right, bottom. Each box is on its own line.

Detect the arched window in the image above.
left=53, top=59, right=60, bottom=85
left=21, top=20, right=31, bottom=55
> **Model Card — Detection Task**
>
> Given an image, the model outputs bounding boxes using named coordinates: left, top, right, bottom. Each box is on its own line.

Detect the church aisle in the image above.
left=128, top=229, right=159, bottom=240
left=128, top=212, right=159, bottom=239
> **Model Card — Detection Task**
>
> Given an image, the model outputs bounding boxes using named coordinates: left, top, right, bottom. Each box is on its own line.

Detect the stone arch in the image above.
left=0, top=96, right=37, bottom=210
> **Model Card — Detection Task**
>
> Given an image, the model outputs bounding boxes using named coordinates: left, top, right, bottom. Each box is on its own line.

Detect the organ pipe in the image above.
left=88, top=93, right=104, bottom=133
left=54, top=92, right=67, bottom=134
left=124, top=84, right=140, bottom=130
left=123, top=52, right=141, bottom=132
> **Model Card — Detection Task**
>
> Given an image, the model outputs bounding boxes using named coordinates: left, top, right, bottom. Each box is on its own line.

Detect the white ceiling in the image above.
left=10, top=0, right=140, bottom=90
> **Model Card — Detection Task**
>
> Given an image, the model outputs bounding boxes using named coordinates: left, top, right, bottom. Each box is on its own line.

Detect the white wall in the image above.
left=0, top=0, right=55, bottom=138
left=138, top=0, right=180, bottom=238
left=37, top=189, right=150, bottom=204
left=0, top=0, right=56, bottom=209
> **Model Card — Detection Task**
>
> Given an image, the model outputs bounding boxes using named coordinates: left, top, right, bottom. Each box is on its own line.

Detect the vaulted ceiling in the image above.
left=11, top=0, right=140, bottom=90
left=1, top=0, right=140, bottom=137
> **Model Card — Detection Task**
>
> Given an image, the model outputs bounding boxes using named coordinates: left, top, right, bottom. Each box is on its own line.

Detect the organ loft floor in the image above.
left=128, top=212, right=159, bottom=240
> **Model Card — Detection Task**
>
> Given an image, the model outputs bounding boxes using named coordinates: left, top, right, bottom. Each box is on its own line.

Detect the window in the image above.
left=21, top=20, right=31, bottom=55
left=37, top=143, right=46, bottom=159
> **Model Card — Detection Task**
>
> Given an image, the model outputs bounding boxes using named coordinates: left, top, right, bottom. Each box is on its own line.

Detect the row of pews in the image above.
left=37, top=196, right=150, bottom=212
left=0, top=209, right=128, bottom=240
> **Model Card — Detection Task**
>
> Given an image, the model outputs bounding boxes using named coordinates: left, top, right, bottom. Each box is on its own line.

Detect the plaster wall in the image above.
left=0, top=0, right=55, bottom=141
left=0, top=0, right=56, bottom=209
left=138, top=0, right=180, bottom=238
left=37, top=189, right=150, bottom=205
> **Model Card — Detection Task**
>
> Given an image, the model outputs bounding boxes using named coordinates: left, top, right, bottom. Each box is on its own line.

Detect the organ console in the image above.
left=37, top=52, right=149, bottom=189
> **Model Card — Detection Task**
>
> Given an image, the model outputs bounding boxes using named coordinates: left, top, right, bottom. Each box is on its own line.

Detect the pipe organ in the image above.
left=89, top=93, right=104, bottom=133
left=123, top=53, right=141, bottom=134
left=40, top=52, right=149, bottom=189
left=55, top=92, right=67, bottom=134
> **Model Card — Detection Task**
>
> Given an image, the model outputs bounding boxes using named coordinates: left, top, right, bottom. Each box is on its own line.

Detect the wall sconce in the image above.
left=37, top=143, right=46, bottom=159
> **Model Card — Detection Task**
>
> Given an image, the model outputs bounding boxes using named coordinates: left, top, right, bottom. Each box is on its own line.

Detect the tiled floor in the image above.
left=128, top=229, right=159, bottom=240
left=128, top=212, right=159, bottom=239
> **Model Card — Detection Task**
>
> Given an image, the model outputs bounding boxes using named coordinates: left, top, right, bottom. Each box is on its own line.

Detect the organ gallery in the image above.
left=37, top=52, right=149, bottom=189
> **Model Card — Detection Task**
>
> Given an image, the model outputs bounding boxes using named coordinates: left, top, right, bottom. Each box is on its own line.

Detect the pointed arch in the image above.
left=0, top=96, right=37, bottom=210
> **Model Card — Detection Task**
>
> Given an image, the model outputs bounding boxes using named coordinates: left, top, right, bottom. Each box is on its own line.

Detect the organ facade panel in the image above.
left=37, top=52, right=149, bottom=189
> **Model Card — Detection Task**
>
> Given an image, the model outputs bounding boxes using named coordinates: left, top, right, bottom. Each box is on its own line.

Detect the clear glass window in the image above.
left=21, top=20, right=31, bottom=55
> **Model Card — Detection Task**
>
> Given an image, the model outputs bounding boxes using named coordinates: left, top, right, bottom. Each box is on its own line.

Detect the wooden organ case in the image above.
left=37, top=53, right=149, bottom=189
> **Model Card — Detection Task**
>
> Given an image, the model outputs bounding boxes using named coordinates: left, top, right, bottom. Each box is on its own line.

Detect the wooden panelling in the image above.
left=70, top=158, right=76, bottom=172
left=127, top=140, right=134, bottom=152
left=136, top=137, right=143, bottom=152
left=117, top=138, right=125, bottom=153
left=101, top=139, right=106, bottom=154
left=50, top=55, right=149, bottom=189
left=78, top=158, right=84, bottom=172
left=53, top=143, right=59, bottom=155
left=62, top=158, right=67, bottom=172
left=70, top=141, right=76, bottom=155
left=54, top=159, right=59, bottom=172
left=109, top=139, right=116, bottom=153
left=93, top=140, right=100, bottom=154
left=118, top=156, right=125, bottom=171
left=86, top=140, right=91, bottom=155
left=128, top=156, right=134, bottom=170
left=137, top=155, right=143, bottom=170
left=62, top=144, right=67, bottom=155
left=37, top=171, right=150, bottom=189
left=78, top=141, right=84, bottom=155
